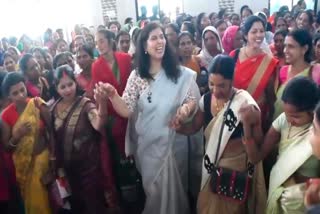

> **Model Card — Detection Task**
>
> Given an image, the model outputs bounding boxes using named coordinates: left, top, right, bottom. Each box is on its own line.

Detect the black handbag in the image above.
left=105, top=117, right=145, bottom=205
left=205, top=91, right=254, bottom=204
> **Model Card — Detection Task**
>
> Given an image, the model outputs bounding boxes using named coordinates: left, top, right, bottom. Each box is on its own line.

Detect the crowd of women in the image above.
left=2, top=1, right=320, bottom=213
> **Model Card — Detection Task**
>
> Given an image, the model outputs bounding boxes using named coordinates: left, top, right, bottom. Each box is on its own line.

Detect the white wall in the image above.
left=116, top=0, right=137, bottom=24
left=182, top=0, right=268, bottom=16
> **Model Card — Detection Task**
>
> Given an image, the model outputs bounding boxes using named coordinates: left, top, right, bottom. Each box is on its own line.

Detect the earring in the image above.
left=145, top=51, right=147, bottom=54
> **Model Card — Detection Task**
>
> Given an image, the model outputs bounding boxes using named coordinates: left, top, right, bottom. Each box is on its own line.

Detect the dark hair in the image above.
left=287, top=29, right=313, bottom=63
left=56, top=39, right=68, bottom=46
left=196, top=13, right=207, bottom=34
left=282, top=76, right=319, bottom=112
left=135, top=22, right=180, bottom=82
left=181, top=21, right=196, bottom=38
left=297, top=0, right=305, bottom=5
left=209, top=12, right=217, bottom=20
left=31, top=47, right=46, bottom=59
left=132, top=29, right=141, bottom=47
left=76, top=44, right=94, bottom=59
left=275, top=16, right=288, bottom=28
left=231, top=13, right=240, bottom=20
left=296, top=10, right=314, bottom=26
left=166, top=23, right=180, bottom=35
left=116, top=30, right=130, bottom=42
left=314, top=33, right=320, bottom=45
left=124, top=17, right=133, bottom=25
left=240, top=5, right=249, bottom=17
left=53, top=65, right=83, bottom=98
left=178, top=31, right=195, bottom=45
left=56, top=28, right=63, bottom=33
left=218, top=9, right=227, bottom=20
left=19, top=53, right=34, bottom=74
left=2, top=72, right=25, bottom=97
left=74, top=35, right=86, bottom=43
left=0, top=71, right=7, bottom=99
left=274, top=29, right=288, bottom=38
left=3, top=52, right=15, bottom=62
left=208, top=54, right=235, bottom=80
left=53, top=53, right=65, bottom=69
left=214, top=19, right=227, bottom=29
left=242, top=8, right=253, bottom=17
left=7, top=46, right=20, bottom=56
left=242, top=16, right=265, bottom=42
left=97, top=29, right=116, bottom=51
left=108, top=21, right=121, bottom=30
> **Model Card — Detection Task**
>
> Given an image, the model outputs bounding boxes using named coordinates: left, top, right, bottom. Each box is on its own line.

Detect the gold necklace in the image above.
left=215, top=100, right=225, bottom=112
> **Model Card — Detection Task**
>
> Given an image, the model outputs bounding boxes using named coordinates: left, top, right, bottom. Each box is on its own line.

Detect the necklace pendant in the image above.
left=147, top=92, right=152, bottom=103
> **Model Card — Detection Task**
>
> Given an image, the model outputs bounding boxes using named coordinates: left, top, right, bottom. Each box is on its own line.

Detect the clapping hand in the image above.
left=96, top=82, right=117, bottom=99
left=94, top=82, right=109, bottom=105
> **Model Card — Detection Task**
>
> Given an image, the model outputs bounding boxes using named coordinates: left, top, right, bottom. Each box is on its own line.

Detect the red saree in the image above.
left=230, top=51, right=278, bottom=101
left=90, top=52, right=131, bottom=155
left=230, top=51, right=278, bottom=131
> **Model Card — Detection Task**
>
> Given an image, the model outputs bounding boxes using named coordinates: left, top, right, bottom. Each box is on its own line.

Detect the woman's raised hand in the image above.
left=239, top=102, right=261, bottom=126
left=94, top=82, right=117, bottom=100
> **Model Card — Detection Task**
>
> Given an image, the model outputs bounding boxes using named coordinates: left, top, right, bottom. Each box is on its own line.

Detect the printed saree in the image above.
left=12, top=98, right=50, bottom=214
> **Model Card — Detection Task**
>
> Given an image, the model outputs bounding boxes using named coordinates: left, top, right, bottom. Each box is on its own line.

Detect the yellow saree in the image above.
left=12, top=98, right=50, bottom=214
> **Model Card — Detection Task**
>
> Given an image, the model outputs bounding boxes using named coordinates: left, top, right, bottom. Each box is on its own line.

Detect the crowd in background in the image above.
left=2, top=0, right=320, bottom=213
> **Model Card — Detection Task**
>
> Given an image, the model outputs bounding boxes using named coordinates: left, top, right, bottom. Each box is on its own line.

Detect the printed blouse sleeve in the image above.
left=122, top=71, right=140, bottom=113
left=183, top=78, right=199, bottom=103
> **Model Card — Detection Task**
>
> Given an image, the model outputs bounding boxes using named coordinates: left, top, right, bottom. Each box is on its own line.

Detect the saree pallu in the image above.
left=197, top=90, right=266, bottom=214
left=231, top=52, right=278, bottom=126
left=267, top=126, right=313, bottom=214
left=52, top=96, right=113, bottom=214
left=12, top=98, right=50, bottom=214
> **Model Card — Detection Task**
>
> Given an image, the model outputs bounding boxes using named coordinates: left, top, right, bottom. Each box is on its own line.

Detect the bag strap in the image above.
left=213, top=90, right=236, bottom=165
